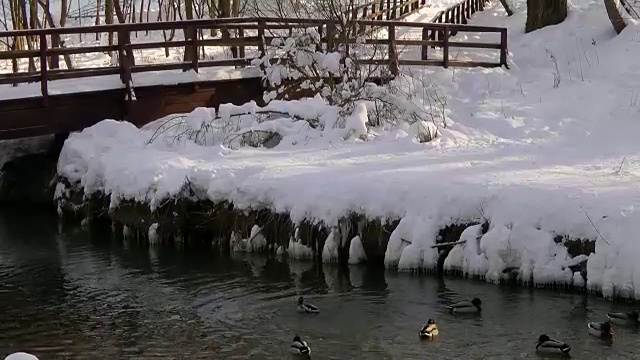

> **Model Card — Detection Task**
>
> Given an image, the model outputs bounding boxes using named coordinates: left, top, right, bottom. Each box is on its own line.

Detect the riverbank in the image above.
left=53, top=0, right=640, bottom=301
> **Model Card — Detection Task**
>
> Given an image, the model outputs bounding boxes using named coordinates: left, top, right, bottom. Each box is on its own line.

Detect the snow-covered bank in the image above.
left=55, top=0, right=640, bottom=300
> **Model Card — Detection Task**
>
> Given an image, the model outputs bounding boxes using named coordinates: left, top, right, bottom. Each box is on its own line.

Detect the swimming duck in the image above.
left=4, top=353, right=39, bottom=360
left=535, top=334, right=571, bottom=355
left=419, top=318, right=439, bottom=339
left=587, top=320, right=613, bottom=338
left=447, top=297, right=482, bottom=313
left=290, top=335, right=311, bottom=356
left=297, top=296, right=319, bottom=314
left=607, top=310, right=639, bottom=326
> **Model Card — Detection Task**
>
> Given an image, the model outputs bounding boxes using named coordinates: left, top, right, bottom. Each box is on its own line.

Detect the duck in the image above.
left=4, top=353, right=39, bottom=360
left=419, top=318, right=439, bottom=339
left=587, top=320, right=614, bottom=338
left=447, top=297, right=482, bottom=313
left=289, top=335, right=311, bottom=356
left=297, top=296, right=319, bottom=314
left=607, top=310, right=639, bottom=326
left=535, top=334, right=571, bottom=355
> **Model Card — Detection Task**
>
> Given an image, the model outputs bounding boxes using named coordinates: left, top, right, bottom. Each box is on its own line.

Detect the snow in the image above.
left=4, top=352, right=39, bottom=360
left=148, top=223, right=160, bottom=244
left=287, top=236, right=313, bottom=260
left=322, top=230, right=339, bottom=263
left=54, top=1, right=640, bottom=299
left=348, top=235, right=368, bottom=265
left=246, top=225, right=268, bottom=253
left=345, top=102, right=369, bottom=139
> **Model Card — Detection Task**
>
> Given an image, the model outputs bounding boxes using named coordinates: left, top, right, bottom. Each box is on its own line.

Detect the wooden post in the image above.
left=479, top=0, right=484, bottom=11
left=317, top=25, right=323, bottom=52
left=238, top=27, right=245, bottom=60
left=392, top=0, right=397, bottom=19
left=50, top=35, right=60, bottom=69
left=39, top=33, right=48, bottom=106
left=386, top=0, right=391, bottom=19
left=188, top=25, right=198, bottom=72
left=326, top=21, right=336, bottom=51
left=443, top=25, right=449, bottom=68
left=466, top=0, right=471, bottom=19
left=437, top=13, right=444, bottom=41
left=500, top=28, right=508, bottom=68
left=450, top=9, right=458, bottom=37
left=359, top=14, right=367, bottom=34
left=421, top=27, right=429, bottom=60
left=462, top=1, right=468, bottom=24
left=117, top=28, right=133, bottom=100
left=257, top=19, right=266, bottom=58
left=351, top=8, right=358, bottom=34
left=456, top=4, right=461, bottom=24
left=388, top=24, right=398, bottom=76
left=379, top=0, right=384, bottom=20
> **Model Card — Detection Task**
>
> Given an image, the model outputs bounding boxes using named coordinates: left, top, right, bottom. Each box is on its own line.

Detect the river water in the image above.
left=0, top=211, right=639, bottom=359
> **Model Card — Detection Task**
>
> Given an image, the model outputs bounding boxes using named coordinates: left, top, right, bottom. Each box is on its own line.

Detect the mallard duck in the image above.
left=419, top=318, right=439, bottom=339
left=4, top=353, right=39, bottom=360
left=447, top=297, right=482, bottom=313
left=587, top=320, right=613, bottom=338
left=607, top=310, right=639, bottom=326
left=297, top=296, right=319, bottom=314
left=289, top=335, right=311, bottom=356
left=535, top=334, right=571, bottom=355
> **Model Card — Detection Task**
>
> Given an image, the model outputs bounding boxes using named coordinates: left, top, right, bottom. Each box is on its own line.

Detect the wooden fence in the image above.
left=0, top=16, right=507, bottom=103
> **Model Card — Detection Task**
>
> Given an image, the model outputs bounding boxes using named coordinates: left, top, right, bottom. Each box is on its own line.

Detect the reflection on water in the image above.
left=0, top=211, right=639, bottom=359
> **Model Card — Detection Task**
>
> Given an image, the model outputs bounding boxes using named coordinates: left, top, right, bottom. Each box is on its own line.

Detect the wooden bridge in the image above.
left=0, top=0, right=507, bottom=140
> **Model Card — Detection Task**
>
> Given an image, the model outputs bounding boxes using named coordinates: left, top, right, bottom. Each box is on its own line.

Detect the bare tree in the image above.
left=525, top=0, right=567, bottom=33
left=604, top=0, right=628, bottom=34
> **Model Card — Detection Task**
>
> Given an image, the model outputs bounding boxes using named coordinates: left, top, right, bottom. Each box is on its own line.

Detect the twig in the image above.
left=580, top=206, right=610, bottom=246
left=614, top=156, right=627, bottom=174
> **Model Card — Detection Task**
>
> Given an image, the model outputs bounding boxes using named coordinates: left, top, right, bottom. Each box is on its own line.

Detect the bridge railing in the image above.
left=0, top=17, right=507, bottom=103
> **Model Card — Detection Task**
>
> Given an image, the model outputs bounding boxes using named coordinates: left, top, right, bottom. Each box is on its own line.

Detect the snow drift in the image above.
left=55, top=1, right=640, bottom=299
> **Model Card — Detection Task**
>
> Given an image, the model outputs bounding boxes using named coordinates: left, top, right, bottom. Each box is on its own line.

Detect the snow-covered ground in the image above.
left=55, top=0, right=640, bottom=300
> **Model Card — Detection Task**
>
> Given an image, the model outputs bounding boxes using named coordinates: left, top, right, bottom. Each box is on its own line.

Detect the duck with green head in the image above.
left=535, top=334, right=571, bottom=356
left=297, top=296, right=319, bottom=314
left=607, top=310, right=639, bottom=326
left=447, top=297, right=482, bottom=314
left=290, top=335, right=311, bottom=357
left=587, top=320, right=614, bottom=338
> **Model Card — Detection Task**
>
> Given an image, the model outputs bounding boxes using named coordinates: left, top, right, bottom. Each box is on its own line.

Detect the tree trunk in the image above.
left=525, top=0, right=567, bottom=33
left=219, top=0, right=233, bottom=56
left=60, top=0, right=67, bottom=26
left=498, top=0, right=514, bottom=16
left=114, top=0, right=135, bottom=65
left=603, top=0, right=627, bottom=34
left=106, top=0, right=114, bottom=57
left=183, top=0, right=194, bottom=64
left=37, top=0, right=72, bottom=69
left=95, top=0, right=101, bottom=40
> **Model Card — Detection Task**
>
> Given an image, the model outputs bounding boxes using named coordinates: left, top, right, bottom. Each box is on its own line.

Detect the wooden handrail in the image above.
left=0, top=1, right=508, bottom=102
left=0, top=17, right=507, bottom=38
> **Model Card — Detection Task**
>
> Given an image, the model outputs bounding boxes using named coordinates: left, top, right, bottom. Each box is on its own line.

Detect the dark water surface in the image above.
left=0, top=211, right=639, bottom=359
